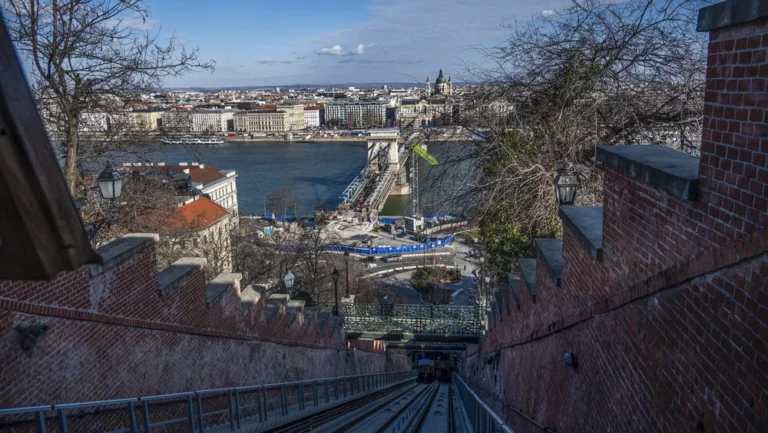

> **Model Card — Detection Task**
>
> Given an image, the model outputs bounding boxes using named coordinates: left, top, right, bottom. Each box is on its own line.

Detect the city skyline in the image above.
left=143, top=0, right=565, bottom=88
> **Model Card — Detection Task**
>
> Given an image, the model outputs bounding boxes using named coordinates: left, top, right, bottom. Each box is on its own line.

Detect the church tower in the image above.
left=425, top=77, right=431, bottom=97
left=447, top=76, right=453, bottom=95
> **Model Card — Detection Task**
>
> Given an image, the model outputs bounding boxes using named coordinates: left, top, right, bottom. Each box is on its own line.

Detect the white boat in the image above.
left=162, top=135, right=224, bottom=145
left=302, top=134, right=314, bottom=143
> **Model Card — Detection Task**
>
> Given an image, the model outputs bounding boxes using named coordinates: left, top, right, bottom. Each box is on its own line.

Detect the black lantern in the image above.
left=96, top=163, right=123, bottom=200
left=554, top=166, right=579, bottom=206
left=331, top=268, right=340, bottom=282
left=331, top=267, right=340, bottom=316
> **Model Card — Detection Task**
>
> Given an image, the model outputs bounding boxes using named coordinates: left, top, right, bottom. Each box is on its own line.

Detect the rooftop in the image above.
left=171, top=196, right=229, bottom=229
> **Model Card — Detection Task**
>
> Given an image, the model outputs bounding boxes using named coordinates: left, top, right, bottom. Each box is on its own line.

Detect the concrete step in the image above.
left=519, top=258, right=537, bottom=302
left=559, top=206, right=604, bottom=260
left=534, top=239, right=563, bottom=287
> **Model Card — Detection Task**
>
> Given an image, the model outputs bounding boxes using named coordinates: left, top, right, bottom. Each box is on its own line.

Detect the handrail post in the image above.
left=228, top=390, right=235, bottom=431
left=186, top=395, right=195, bottom=433
left=57, top=409, right=68, bottom=433
left=35, top=411, right=48, bottom=433
left=233, top=389, right=241, bottom=430
left=142, top=400, right=151, bottom=433
left=196, top=394, right=205, bottom=433
left=127, top=401, right=138, bottom=433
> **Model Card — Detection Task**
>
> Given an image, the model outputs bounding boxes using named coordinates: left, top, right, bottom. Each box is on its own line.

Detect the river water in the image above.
left=155, top=140, right=471, bottom=217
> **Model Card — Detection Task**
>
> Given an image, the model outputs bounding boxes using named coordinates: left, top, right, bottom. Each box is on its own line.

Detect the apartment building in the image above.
left=304, top=106, right=322, bottom=127
left=325, top=100, right=387, bottom=127
left=190, top=110, right=235, bottom=132
left=233, top=110, right=290, bottom=133
left=129, top=109, right=164, bottom=131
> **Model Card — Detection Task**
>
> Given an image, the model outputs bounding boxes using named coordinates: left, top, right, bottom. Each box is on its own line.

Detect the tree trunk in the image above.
left=64, top=114, right=80, bottom=195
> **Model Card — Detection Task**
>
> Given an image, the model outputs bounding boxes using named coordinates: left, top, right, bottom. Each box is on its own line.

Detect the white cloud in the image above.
left=316, top=43, right=371, bottom=56
left=256, top=54, right=308, bottom=64
left=541, top=9, right=556, bottom=17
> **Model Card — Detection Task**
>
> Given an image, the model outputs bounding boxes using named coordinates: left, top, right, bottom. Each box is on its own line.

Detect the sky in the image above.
left=143, top=0, right=566, bottom=88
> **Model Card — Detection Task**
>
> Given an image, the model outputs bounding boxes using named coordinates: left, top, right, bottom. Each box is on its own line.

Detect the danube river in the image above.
left=155, top=140, right=470, bottom=217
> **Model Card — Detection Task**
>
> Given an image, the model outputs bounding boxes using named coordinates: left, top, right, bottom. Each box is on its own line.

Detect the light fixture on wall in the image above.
left=283, top=271, right=295, bottom=291
left=564, top=351, right=577, bottom=368
left=16, top=322, right=48, bottom=353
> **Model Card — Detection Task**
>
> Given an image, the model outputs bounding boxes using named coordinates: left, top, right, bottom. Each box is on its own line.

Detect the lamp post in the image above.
left=479, top=256, right=486, bottom=312
left=554, top=166, right=579, bottom=206
left=332, top=268, right=340, bottom=316
left=344, top=251, right=350, bottom=297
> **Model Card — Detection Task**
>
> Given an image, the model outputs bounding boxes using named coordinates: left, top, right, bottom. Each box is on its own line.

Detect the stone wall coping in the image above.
left=89, top=233, right=160, bottom=277
left=507, top=275, right=521, bottom=309
left=534, top=239, right=563, bottom=287
left=206, top=272, right=242, bottom=308
left=559, top=206, right=604, bottom=260
left=267, top=294, right=291, bottom=305
left=596, top=145, right=699, bottom=200
left=519, top=259, right=537, bottom=301
left=697, top=0, right=768, bottom=32
left=158, top=257, right=207, bottom=295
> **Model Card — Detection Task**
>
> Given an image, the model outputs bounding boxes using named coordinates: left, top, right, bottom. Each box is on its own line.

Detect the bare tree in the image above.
left=4, top=0, right=214, bottom=194
left=267, top=188, right=298, bottom=218
left=427, top=0, right=708, bottom=270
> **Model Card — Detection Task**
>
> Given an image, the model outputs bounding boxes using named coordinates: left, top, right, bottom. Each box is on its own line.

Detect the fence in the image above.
left=0, top=371, right=416, bottom=433
left=453, top=374, right=513, bottom=433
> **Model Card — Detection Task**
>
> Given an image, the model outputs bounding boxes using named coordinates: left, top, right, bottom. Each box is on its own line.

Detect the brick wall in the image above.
left=0, top=234, right=408, bottom=422
left=465, top=3, right=768, bottom=432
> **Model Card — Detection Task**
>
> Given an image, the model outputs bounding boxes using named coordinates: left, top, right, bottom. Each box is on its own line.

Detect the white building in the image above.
left=304, top=106, right=321, bottom=127
left=162, top=110, right=193, bottom=132
left=190, top=110, right=234, bottom=132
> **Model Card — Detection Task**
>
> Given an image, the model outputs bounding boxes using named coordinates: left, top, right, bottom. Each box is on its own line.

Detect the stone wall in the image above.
left=0, top=233, right=409, bottom=413
left=462, top=2, right=767, bottom=432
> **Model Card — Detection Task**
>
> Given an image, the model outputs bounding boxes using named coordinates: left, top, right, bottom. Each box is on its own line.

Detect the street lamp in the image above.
left=554, top=166, right=579, bottom=206
left=96, top=163, right=123, bottom=200
left=283, top=271, right=295, bottom=291
left=331, top=268, right=340, bottom=316
left=82, top=163, right=124, bottom=241
left=344, top=251, right=350, bottom=297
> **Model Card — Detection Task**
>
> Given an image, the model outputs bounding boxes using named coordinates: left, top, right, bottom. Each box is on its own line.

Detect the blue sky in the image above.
left=145, top=0, right=565, bottom=87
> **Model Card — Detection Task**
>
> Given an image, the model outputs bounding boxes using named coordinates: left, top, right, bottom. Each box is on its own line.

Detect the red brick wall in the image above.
left=0, top=238, right=408, bottom=420
left=466, top=230, right=767, bottom=433
left=467, top=13, right=768, bottom=433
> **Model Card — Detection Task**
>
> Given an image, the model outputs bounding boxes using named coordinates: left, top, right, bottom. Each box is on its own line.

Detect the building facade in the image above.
left=304, top=106, right=322, bottom=127
left=325, top=101, right=387, bottom=127
left=129, top=109, right=164, bottom=131
left=277, top=104, right=306, bottom=130
left=161, top=110, right=193, bottom=132
left=233, top=110, right=289, bottom=133
left=190, top=110, right=234, bottom=132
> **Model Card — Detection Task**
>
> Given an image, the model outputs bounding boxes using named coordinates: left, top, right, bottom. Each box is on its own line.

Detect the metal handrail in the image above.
left=452, top=374, right=514, bottom=433
left=0, top=370, right=416, bottom=433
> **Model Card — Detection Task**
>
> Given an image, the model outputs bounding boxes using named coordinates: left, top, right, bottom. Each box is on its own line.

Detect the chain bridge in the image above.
left=316, top=303, right=484, bottom=345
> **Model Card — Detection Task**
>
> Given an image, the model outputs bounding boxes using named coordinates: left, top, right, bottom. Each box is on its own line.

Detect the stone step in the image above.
left=534, top=239, right=563, bottom=287
left=206, top=273, right=242, bottom=308
left=519, top=258, right=537, bottom=302
left=559, top=206, right=604, bottom=260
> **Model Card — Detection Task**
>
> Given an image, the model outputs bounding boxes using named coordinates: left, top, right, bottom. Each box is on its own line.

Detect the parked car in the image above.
left=361, top=256, right=376, bottom=263
left=366, top=263, right=378, bottom=268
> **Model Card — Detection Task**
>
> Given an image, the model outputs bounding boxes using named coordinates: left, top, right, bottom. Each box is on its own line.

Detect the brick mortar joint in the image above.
left=478, top=226, right=767, bottom=355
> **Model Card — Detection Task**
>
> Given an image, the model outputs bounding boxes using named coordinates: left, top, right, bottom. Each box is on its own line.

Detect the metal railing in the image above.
left=0, top=371, right=416, bottom=433
left=452, top=374, right=513, bottom=433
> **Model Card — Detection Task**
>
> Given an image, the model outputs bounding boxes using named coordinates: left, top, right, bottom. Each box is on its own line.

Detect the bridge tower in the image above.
left=366, top=129, right=409, bottom=195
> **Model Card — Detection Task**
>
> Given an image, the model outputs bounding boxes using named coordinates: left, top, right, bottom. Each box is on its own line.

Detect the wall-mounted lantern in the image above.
left=554, top=166, right=579, bottom=206
left=564, top=351, right=577, bottom=368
